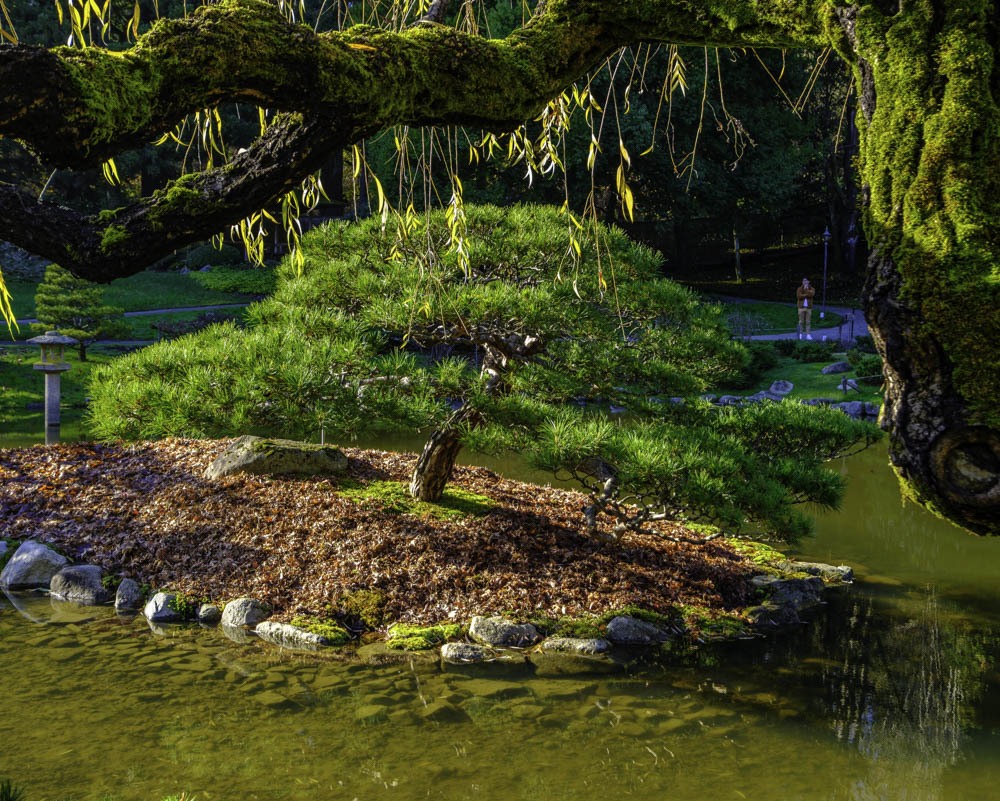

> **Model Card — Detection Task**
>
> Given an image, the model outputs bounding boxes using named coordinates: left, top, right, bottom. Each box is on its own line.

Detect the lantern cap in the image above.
left=27, top=331, right=79, bottom=346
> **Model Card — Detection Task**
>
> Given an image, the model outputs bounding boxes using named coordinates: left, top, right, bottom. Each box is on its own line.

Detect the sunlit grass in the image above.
left=0, top=344, right=134, bottom=445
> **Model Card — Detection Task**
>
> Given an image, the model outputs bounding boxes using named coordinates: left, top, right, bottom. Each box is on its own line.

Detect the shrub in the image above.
left=773, top=339, right=838, bottom=362
left=181, top=242, right=246, bottom=268
left=849, top=352, right=884, bottom=385
left=726, top=341, right=780, bottom=389
left=189, top=266, right=277, bottom=296
left=151, top=311, right=242, bottom=341
left=851, top=334, right=878, bottom=354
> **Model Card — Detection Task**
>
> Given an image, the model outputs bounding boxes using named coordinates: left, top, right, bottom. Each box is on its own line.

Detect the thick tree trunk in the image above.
left=849, top=0, right=1000, bottom=534
left=409, top=426, right=464, bottom=502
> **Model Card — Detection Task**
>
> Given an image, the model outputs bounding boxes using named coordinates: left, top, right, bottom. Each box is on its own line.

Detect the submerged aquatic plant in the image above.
left=0, top=779, right=25, bottom=801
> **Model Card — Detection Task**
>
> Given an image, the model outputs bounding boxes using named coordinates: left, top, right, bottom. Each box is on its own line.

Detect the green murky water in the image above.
left=3, top=444, right=1000, bottom=800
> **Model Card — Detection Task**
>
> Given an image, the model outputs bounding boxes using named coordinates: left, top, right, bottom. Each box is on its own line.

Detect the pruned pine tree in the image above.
left=88, top=205, right=878, bottom=540
left=32, top=265, right=127, bottom=360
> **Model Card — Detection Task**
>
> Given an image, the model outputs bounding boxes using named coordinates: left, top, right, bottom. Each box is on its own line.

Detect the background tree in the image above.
left=88, top=204, right=877, bottom=539
left=32, top=264, right=127, bottom=360
left=0, top=0, right=996, bottom=535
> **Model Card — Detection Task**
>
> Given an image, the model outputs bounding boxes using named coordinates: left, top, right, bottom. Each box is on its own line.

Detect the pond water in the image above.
left=3, top=443, right=1000, bottom=801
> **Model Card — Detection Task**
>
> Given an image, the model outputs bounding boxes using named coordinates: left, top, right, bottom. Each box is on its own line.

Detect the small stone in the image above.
left=197, top=603, right=222, bottom=624
left=468, top=616, right=540, bottom=647
left=768, top=380, right=794, bottom=395
left=50, top=564, right=109, bottom=605
left=440, top=642, right=497, bottom=663
left=779, top=561, right=854, bottom=583
left=821, top=361, right=852, bottom=374
left=205, top=435, right=348, bottom=479
left=254, top=620, right=330, bottom=650
left=115, top=578, right=143, bottom=612
left=143, top=592, right=183, bottom=624
left=751, top=575, right=825, bottom=610
left=220, top=597, right=270, bottom=628
left=605, top=615, right=675, bottom=646
left=540, top=637, right=611, bottom=655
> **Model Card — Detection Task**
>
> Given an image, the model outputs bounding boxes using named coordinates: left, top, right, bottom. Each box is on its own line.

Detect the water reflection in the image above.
left=3, top=445, right=1000, bottom=800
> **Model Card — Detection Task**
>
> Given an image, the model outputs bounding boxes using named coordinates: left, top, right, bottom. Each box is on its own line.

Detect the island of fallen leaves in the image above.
left=0, top=439, right=759, bottom=628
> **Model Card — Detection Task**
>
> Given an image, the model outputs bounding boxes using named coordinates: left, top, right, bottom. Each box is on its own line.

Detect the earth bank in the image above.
left=0, top=438, right=851, bottom=657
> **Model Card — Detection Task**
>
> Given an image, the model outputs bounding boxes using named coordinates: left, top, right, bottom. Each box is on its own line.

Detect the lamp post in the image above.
left=820, top=226, right=831, bottom=319
left=27, top=330, right=78, bottom=445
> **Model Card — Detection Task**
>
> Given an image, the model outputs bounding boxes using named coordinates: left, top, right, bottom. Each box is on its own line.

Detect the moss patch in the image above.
left=289, top=615, right=352, bottom=645
left=385, top=622, right=464, bottom=650
left=336, top=589, right=388, bottom=629
left=681, top=605, right=750, bottom=640
left=337, top=480, right=495, bottom=520
left=723, top=538, right=786, bottom=568
left=527, top=615, right=605, bottom=640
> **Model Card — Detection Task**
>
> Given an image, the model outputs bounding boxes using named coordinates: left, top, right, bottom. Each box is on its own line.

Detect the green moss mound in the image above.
left=386, top=623, right=465, bottom=650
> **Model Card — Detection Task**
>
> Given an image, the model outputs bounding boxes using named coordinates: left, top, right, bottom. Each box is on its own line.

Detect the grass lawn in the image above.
left=718, top=300, right=842, bottom=337
left=3, top=278, right=41, bottom=320
left=0, top=344, right=138, bottom=446
left=715, top=354, right=883, bottom=406
left=123, top=308, right=247, bottom=340
left=6, top=270, right=255, bottom=321
left=103, top=270, right=254, bottom=311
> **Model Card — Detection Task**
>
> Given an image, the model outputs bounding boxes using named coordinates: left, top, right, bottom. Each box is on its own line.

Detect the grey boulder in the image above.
left=469, top=616, right=540, bottom=647
left=115, top=578, right=144, bottom=612
left=0, top=540, right=69, bottom=590
left=205, top=435, right=348, bottom=479
left=255, top=621, right=330, bottom=650
left=50, top=565, right=109, bottom=605
left=144, top=592, right=184, bottom=623
left=221, top=597, right=270, bottom=628
left=605, top=615, right=677, bottom=646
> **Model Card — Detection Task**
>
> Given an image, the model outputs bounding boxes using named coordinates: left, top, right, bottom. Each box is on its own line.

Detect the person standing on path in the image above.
left=796, top=277, right=816, bottom=339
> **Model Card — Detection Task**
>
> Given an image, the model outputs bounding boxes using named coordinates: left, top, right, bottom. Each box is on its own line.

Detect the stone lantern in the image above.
left=27, top=330, right=78, bottom=445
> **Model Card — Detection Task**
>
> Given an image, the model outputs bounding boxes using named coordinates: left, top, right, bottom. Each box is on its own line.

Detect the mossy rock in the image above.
left=289, top=615, right=352, bottom=645
left=205, top=435, right=348, bottom=479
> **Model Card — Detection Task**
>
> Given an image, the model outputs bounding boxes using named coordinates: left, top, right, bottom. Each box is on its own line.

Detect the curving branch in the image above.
left=0, top=0, right=826, bottom=279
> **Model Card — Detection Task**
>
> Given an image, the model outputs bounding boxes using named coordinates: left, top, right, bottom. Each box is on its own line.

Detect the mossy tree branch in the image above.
left=0, top=0, right=827, bottom=279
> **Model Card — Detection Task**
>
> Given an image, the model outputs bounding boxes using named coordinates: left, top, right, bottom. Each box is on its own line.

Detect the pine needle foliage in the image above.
left=32, top=264, right=127, bottom=360
left=88, top=204, right=878, bottom=538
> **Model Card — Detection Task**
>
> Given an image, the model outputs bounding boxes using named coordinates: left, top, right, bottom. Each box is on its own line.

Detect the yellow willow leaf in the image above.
left=102, top=158, right=120, bottom=185
left=0, top=273, right=17, bottom=336
left=55, top=0, right=64, bottom=26
left=619, top=139, right=631, bottom=168
left=348, top=42, right=377, bottom=51
left=352, top=145, right=362, bottom=179
left=128, top=1, right=140, bottom=40
left=622, top=183, right=635, bottom=222
left=372, top=173, right=386, bottom=214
